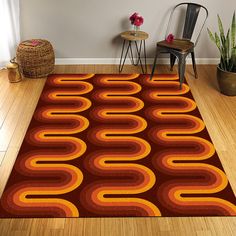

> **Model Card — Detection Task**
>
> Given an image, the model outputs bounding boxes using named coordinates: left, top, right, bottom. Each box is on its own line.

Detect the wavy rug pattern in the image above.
left=0, top=74, right=236, bottom=217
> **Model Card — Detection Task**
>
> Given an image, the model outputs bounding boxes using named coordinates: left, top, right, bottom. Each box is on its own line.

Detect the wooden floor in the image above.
left=0, top=64, right=236, bottom=236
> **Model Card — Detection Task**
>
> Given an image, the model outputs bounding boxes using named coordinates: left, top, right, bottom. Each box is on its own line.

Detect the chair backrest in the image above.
left=165, top=2, right=208, bottom=45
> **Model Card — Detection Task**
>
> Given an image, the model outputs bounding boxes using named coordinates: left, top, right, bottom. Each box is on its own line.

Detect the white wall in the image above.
left=20, top=0, right=236, bottom=61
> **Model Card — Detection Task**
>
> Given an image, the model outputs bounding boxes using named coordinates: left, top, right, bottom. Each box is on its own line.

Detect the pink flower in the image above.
left=166, top=34, right=174, bottom=43
left=134, top=16, right=144, bottom=27
left=129, top=12, right=144, bottom=26
left=129, top=12, right=138, bottom=25
left=31, top=39, right=40, bottom=46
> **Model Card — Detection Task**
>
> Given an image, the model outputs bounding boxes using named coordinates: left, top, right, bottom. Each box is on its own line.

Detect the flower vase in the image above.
left=131, top=25, right=140, bottom=36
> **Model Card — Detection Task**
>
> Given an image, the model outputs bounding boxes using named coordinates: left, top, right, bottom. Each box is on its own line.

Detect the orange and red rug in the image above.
left=1, top=74, right=236, bottom=217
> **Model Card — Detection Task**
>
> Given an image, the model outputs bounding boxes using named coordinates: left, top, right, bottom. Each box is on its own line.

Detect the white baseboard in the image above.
left=55, top=58, right=219, bottom=65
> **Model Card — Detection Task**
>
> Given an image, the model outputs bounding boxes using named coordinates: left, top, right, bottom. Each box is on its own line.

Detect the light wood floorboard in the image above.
left=0, top=64, right=236, bottom=236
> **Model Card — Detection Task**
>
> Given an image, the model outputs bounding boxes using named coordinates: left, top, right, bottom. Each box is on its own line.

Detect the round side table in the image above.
left=119, top=31, right=149, bottom=73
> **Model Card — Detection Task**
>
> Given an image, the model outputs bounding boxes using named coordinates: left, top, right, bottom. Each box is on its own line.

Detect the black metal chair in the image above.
left=150, top=3, right=208, bottom=88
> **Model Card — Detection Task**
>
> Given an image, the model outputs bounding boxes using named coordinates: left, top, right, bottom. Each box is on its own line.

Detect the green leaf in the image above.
left=231, top=11, right=236, bottom=47
left=215, top=32, right=221, bottom=50
left=226, top=29, right=230, bottom=52
left=207, top=28, right=216, bottom=43
left=229, top=47, right=235, bottom=71
left=229, top=47, right=236, bottom=71
left=232, top=47, right=236, bottom=64
left=225, top=29, right=230, bottom=69
left=207, top=28, right=222, bottom=54
left=220, top=56, right=226, bottom=71
left=218, top=14, right=225, bottom=44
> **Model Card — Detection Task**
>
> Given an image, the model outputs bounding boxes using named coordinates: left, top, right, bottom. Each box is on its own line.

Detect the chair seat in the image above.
left=157, top=39, right=194, bottom=52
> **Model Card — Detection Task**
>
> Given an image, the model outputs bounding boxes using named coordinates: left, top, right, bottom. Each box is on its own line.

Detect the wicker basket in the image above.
left=16, top=39, right=55, bottom=78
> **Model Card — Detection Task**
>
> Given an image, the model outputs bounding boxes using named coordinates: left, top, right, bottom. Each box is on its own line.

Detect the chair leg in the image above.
left=178, top=55, right=187, bottom=89
left=150, top=47, right=159, bottom=81
left=170, top=53, right=176, bottom=71
left=191, top=51, right=198, bottom=78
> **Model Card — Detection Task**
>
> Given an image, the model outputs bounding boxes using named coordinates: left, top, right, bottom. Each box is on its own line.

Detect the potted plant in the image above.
left=207, top=12, right=236, bottom=96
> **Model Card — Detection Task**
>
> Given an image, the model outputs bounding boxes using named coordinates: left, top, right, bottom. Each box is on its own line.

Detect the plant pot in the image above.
left=217, top=66, right=236, bottom=96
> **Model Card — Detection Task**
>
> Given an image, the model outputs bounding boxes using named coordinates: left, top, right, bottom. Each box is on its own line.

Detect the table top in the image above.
left=120, top=31, right=149, bottom=41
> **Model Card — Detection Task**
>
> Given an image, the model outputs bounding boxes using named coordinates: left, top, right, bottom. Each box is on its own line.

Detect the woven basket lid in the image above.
left=19, top=39, right=50, bottom=48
